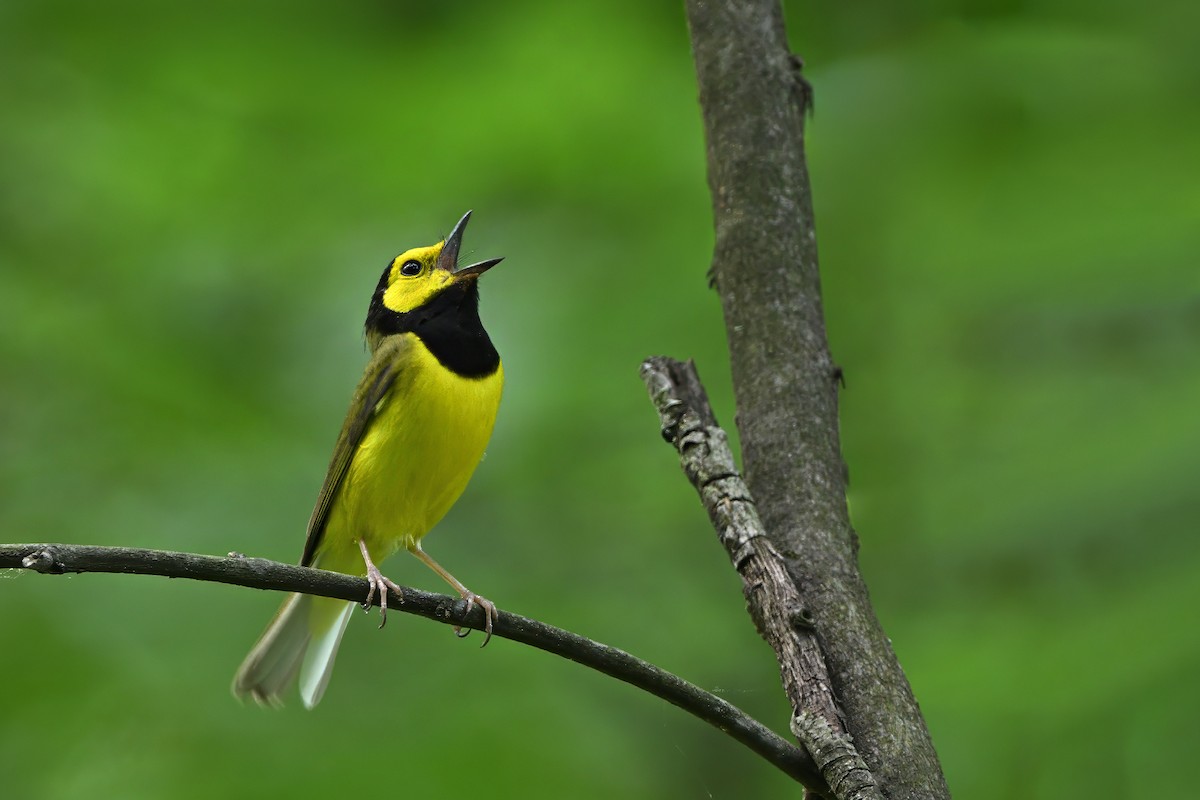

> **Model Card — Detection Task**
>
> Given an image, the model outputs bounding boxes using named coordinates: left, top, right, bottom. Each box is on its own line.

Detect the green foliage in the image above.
left=2, top=1, right=1196, bottom=797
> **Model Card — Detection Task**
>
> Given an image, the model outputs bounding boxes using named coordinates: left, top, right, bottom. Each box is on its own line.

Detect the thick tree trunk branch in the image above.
left=684, top=1, right=949, bottom=797
left=0, top=541, right=819, bottom=786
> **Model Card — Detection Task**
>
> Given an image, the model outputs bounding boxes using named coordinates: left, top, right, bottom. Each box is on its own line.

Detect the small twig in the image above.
left=641, top=357, right=846, bottom=731
left=792, top=712, right=884, bottom=800
left=0, top=541, right=820, bottom=787
left=642, top=357, right=880, bottom=798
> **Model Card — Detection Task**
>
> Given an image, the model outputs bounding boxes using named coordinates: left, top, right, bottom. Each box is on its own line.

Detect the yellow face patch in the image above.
left=381, top=242, right=455, bottom=314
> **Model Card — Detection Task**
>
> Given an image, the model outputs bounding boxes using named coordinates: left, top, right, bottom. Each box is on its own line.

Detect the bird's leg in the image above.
left=407, top=543, right=497, bottom=647
left=358, top=539, right=403, bottom=629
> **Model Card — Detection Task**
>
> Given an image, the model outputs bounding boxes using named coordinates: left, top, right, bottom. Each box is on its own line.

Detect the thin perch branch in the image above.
left=0, top=541, right=821, bottom=788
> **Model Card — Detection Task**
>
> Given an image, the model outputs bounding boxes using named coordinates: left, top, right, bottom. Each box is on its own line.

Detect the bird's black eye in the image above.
left=399, top=259, right=422, bottom=277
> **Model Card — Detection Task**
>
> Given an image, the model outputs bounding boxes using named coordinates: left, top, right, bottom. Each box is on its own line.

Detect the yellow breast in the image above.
left=320, top=333, right=503, bottom=572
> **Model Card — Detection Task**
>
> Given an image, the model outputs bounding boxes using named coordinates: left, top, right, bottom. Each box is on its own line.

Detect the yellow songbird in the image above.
left=233, top=211, right=504, bottom=708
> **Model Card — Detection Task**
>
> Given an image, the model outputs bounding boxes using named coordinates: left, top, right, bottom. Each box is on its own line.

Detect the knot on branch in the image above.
left=654, top=397, right=690, bottom=444
left=21, top=546, right=66, bottom=574
left=789, top=605, right=816, bottom=631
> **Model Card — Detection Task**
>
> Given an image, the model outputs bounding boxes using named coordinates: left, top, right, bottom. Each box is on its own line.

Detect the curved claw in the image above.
left=453, top=594, right=476, bottom=639
left=365, top=568, right=404, bottom=629
left=452, top=592, right=496, bottom=647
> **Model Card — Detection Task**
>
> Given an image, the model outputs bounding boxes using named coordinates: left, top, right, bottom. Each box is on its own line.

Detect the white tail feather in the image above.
left=232, top=592, right=354, bottom=708
left=299, top=601, right=354, bottom=708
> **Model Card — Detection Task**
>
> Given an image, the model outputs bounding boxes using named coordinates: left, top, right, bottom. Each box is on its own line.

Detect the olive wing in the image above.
left=300, top=335, right=410, bottom=567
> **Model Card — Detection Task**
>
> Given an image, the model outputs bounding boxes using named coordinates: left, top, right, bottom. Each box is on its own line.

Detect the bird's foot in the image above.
left=363, top=565, right=404, bottom=628
left=454, top=591, right=497, bottom=647
left=405, top=543, right=496, bottom=647
left=358, top=539, right=403, bottom=628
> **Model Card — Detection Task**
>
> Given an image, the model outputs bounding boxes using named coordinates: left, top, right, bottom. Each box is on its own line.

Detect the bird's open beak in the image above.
left=436, top=210, right=504, bottom=278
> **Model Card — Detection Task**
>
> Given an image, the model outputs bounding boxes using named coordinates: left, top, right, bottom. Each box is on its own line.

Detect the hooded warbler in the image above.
left=233, top=211, right=504, bottom=708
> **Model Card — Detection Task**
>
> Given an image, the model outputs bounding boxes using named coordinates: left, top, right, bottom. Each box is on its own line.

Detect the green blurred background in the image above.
left=2, top=1, right=1197, bottom=797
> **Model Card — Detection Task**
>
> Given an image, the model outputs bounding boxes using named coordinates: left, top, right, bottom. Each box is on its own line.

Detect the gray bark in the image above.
left=684, top=1, right=950, bottom=796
